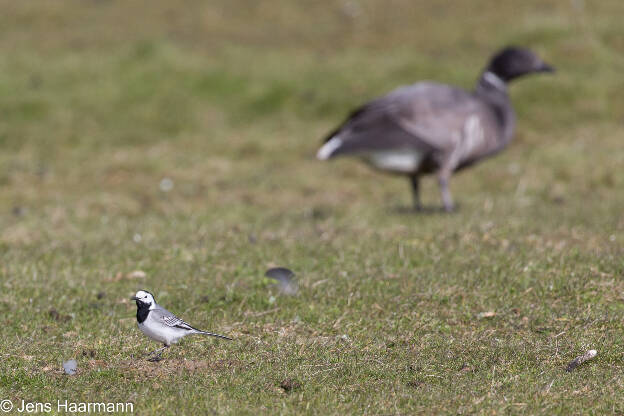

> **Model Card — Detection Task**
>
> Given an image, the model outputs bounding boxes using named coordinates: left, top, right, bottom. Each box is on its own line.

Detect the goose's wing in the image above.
left=321, top=82, right=488, bottom=158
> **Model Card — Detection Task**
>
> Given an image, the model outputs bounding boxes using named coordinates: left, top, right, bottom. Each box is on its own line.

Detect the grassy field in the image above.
left=1, top=0, right=623, bottom=414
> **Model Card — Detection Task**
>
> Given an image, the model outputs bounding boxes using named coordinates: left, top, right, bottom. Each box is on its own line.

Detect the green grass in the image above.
left=1, top=0, right=624, bottom=414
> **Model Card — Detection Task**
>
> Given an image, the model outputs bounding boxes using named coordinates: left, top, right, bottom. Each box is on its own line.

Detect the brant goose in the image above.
left=317, top=47, right=554, bottom=211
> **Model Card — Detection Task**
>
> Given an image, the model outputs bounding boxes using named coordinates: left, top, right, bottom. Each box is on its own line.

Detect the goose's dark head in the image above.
left=130, top=290, right=155, bottom=309
left=485, top=47, right=554, bottom=82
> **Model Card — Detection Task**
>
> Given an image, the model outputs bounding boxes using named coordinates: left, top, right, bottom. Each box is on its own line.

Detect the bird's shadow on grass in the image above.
left=389, top=205, right=459, bottom=216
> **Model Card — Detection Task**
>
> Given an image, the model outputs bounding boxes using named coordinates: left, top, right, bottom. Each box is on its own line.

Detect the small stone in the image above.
left=280, top=378, right=301, bottom=393
left=159, top=177, right=174, bottom=192
left=566, top=349, right=597, bottom=372
left=63, top=359, right=77, bottom=375
left=127, top=270, right=147, bottom=279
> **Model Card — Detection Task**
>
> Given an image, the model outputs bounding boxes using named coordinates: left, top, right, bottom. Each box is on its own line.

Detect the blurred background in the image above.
left=1, top=1, right=623, bottom=412
left=0, top=0, right=622, bottom=233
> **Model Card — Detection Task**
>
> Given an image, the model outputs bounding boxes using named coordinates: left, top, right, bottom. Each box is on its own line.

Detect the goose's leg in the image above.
left=409, top=175, right=422, bottom=211
left=437, top=169, right=455, bottom=212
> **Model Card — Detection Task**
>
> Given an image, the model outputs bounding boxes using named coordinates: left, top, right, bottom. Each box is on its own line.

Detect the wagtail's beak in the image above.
left=130, top=296, right=139, bottom=301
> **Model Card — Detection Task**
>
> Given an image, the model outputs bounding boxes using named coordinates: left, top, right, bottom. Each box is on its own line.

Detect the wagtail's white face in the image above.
left=131, top=290, right=155, bottom=308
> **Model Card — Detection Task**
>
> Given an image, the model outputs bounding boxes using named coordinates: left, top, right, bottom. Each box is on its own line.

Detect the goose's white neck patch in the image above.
left=483, top=71, right=507, bottom=92
left=317, top=137, right=343, bottom=160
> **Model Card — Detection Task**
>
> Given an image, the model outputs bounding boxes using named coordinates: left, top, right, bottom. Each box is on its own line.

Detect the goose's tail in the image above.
left=316, top=136, right=343, bottom=160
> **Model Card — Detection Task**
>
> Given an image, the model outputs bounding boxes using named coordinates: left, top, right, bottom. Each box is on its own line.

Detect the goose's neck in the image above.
left=475, top=71, right=515, bottom=146
left=476, top=71, right=508, bottom=95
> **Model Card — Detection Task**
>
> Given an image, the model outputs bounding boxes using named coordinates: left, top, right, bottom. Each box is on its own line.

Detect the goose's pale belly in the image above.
left=364, top=149, right=424, bottom=173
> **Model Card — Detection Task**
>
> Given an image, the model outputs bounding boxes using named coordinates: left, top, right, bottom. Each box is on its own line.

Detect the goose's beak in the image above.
left=537, top=62, right=555, bottom=73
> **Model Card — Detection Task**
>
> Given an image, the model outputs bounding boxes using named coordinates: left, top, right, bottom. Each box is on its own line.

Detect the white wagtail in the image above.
left=131, top=290, right=232, bottom=361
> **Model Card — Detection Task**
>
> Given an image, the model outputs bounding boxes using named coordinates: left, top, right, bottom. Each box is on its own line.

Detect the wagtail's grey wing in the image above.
left=151, top=307, right=195, bottom=331
left=151, top=307, right=232, bottom=340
